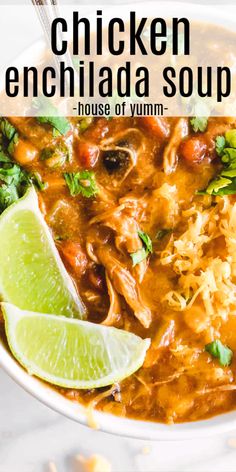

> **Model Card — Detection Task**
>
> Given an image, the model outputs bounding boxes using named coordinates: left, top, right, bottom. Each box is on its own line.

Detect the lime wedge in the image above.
left=0, top=187, right=84, bottom=318
left=2, top=303, right=150, bottom=389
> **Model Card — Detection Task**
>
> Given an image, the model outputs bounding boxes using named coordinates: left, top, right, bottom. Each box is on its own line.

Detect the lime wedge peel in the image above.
left=0, top=187, right=85, bottom=318
left=2, top=303, right=150, bottom=389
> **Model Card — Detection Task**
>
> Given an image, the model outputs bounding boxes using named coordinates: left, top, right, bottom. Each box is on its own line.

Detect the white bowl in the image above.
left=1, top=2, right=236, bottom=440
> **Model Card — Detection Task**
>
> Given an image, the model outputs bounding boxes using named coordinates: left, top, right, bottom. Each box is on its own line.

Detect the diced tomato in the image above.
left=180, top=136, right=207, bottom=164
left=75, top=140, right=99, bottom=168
left=140, top=117, right=170, bottom=139
left=59, top=241, right=87, bottom=278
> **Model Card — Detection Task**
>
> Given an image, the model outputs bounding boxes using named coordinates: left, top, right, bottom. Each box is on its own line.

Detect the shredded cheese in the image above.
left=161, top=197, right=236, bottom=321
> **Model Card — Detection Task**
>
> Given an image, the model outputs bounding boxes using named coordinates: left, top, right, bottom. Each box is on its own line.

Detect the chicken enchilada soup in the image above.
left=2, top=114, right=236, bottom=425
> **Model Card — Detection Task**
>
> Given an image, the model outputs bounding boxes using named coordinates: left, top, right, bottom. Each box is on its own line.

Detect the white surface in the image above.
left=2, top=368, right=236, bottom=472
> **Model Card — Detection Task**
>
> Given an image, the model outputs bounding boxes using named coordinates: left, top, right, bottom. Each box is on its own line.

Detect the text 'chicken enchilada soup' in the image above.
left=2, top=113, right=236, bottom=424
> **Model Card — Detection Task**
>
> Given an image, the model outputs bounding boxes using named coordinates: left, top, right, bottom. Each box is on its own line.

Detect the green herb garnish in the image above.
left=64, top=171, right=98, bottom=198
left=215, top=136, right=226, bottom=157
left=33, top=96, right=71, bottom=136
left=190, top=117, right=208, bottom=133
left=37, top=116, right=71, bottom=136
left=205, top=340, right=233, bottom=367
left=30, top=172, right=47, bottom=191
left=199, top=129, right=236, bottom=196
left=131, top=230, right=153, bottom=267
left=0, top=162, right=28, bottom=213
left=41, top=142, right=72, bottom=167
left=0, top=118, right=19, bottom=155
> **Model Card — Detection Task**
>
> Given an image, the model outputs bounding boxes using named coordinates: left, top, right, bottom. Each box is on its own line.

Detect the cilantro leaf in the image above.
left=37, top=117, right=71, bottom=136
left=138, top=230, right=153, bottom=253
left=33, top=96, right=71, bottom=136
left=225, top=130, right=236, bottom=148
left=205, top=340, right=233, bottom=367
left=64, top=171, right=98, bottom=198
left=131, top=230, right=153, bottom=267
left=30, top=172, right=47, bottom=191
left=190, top=117, right=208, bottom=133
left=215, top=136, right=226, bottom=156
left=41, top=142, right=72, bottom=167
left=0, top=118, right=19, bottom=155
left=0, top=118, right=16, bottom=142
left=0, top=183, right=19, bottom=211
left=205, top=176, right=231, bottom=195
left=201, top=129, right=236, bottom=196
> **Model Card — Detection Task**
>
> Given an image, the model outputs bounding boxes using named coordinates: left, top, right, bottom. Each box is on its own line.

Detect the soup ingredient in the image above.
left=2, top=303, right=150, bottom=389
left=215, top=135, right=226, bottom=156
left=37, top=116, right=71, bottom=136
left=130, top=230, right=153, bottom=267
left=41, top=142, right=72, bottom=168
left=140, top=117, right=169, bottom=138
left=202, top=129, right=236, bottom=195
left=190, top=117, right=208, bottom=133
left=0, top=186, right=85, bottom=317
left=181, top=136, right=207, bottom=163
left=75, top=454, right=111, bottom=472
left=0, top=118, right=18, bottom=154
left=13, top=139, right=38, bottom=165
left=75, top=141, right=99, bottom=168
left=205, top=340, right=233, bottom=367
left=64, top=171, right=98, bottom=198
left=0, top=153, right=30, bottom=213
left=102, top=149, right=130, bottom=173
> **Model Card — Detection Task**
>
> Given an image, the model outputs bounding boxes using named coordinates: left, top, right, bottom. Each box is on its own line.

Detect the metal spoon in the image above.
left=31, top=0, right=74, bottom=76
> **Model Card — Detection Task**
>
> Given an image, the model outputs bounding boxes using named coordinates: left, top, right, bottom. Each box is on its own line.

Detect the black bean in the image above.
left=102, top=149, right=129, bottom=173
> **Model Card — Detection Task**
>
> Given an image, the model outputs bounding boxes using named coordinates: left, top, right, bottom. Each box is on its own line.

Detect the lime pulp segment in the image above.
left=2, top=303, right=150, bottom=389
left=0, top=187, right=85, bottom=318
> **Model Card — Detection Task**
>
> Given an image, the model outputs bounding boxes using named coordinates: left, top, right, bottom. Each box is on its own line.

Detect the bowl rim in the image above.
left=1, top=0, right=236, bottom=441
left=2, top=338, right=236, bottom=441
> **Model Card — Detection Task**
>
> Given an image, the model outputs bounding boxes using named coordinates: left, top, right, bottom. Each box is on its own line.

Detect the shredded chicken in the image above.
left=97, top=247, right=151, bottom=328
left=102, top=274, right=122, bottom=326
left=90, top=204, right=147, bottom=283
left=163, top=118, right=188, bottom=174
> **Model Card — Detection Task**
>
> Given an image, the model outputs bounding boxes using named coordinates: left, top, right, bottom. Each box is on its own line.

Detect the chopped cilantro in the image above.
left=225, top=130, right=236, bottom=148
left=138, top=230, right=153, bottom=253
left=0, top=118, right=19, bottom=155
left=41, top=142, right=72, bottom=167
left=30, top=172, right=47, bottom=191
left=205, top=340, right=233, bottom=367
left=0, top=161, right=28, bottom=213
left=33, top=96, right=71, bottom=136
left=131, top=230, right=153, bottom=267
left=64, top=171, right=98, bottom=198
left=215, top=136, right=226, bottom=156
left=0, top=118, right=16, bottom=142
left=190, top=117, right=208, bottom=133
left=200, top=129, right=236, bottom=196
left=0, top=183, right=19, bottom=211
left=0, top=137, right=46, bottom=213
left=37, top=116, right=71, bottom=136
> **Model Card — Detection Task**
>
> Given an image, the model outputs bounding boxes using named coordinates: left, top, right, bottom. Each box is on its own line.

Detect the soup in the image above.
left=1, top=113, right=236, bottom=424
